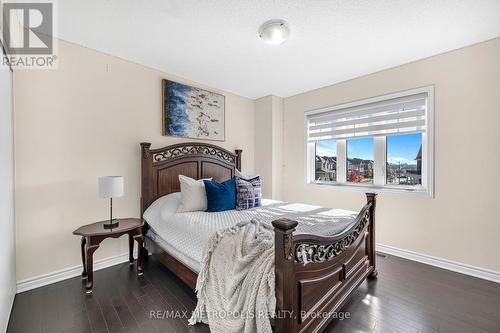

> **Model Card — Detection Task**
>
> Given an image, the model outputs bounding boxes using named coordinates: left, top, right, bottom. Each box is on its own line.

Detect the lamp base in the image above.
left=103, top=220, right=119, bottom=229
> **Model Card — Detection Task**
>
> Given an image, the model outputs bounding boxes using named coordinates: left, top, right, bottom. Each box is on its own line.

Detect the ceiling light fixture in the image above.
left=259, top=20, right=290, bottom=45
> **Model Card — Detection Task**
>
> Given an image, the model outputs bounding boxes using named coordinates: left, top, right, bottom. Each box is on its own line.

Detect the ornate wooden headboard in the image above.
left=140, top=142, right=242, bottom=214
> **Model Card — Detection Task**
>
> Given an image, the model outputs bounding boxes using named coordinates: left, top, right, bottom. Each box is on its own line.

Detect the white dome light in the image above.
left=259, top=20, right=290, bottom=45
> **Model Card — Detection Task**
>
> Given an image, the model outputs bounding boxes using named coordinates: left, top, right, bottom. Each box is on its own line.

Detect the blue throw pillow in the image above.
left=203, top=177, right=237, bottom=212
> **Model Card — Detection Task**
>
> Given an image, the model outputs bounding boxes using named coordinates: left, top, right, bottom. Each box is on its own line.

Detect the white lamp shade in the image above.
left=98, top=176, right=124, bottom=198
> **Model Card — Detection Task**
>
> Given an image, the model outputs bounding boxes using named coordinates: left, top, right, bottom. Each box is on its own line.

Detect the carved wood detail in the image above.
left=284, top=234, right=294, bottom=260
left=152, top=144, right=235, bottom=164
left=295, top=208, right=370, bottom=265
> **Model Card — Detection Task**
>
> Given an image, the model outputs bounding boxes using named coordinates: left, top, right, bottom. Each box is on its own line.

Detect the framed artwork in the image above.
left=162, top=79, right=225, bottom=141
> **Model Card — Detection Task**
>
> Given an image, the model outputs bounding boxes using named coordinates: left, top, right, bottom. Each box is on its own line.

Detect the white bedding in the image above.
left=145, top=198, right=359, bottom=273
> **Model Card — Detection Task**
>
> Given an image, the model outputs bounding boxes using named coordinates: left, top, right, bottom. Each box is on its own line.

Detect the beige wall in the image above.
left=254, top=95, right=283, bottom=199
left=254, top=96, right=273, bottom=198
left=13, top=40, right=255, bottom=281
left=282, top=38, right=500, bottom=272
left=271, top=96, right=284, bottom=200
left=0, top=45, right=16, bottom=331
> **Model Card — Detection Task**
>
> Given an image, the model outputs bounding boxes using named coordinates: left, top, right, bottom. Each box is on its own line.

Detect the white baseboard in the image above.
left=17, top=244, right=500, bottom=293
left=16, top=252, right=133, bottom=293
left=376, top=243, right=500, bottom=284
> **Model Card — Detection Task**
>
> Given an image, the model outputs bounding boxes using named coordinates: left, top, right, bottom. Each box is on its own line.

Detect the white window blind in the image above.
left=307, top=92, right=428, bottom=142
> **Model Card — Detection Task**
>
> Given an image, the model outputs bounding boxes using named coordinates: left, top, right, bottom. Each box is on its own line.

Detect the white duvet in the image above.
left=144, top=194, right=359, bottom=273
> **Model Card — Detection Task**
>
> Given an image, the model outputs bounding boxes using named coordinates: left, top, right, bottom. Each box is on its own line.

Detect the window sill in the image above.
left=306, top=181, right=433, bottom=197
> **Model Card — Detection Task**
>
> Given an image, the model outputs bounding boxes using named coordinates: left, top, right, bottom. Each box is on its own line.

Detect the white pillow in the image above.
left=143, top=192, right=181, bottom=226
left=177, top=175, right=212, bottom=212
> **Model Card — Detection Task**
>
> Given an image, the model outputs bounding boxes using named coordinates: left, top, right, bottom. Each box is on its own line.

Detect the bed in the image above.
left=140, top=142, right=378, bottom=333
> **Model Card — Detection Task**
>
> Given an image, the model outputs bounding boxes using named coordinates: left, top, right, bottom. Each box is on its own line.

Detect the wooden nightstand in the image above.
left=73, top=218, right=144, bottom=294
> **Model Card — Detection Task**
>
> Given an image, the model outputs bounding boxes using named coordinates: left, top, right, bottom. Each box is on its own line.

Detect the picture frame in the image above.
left=162, top=79, right=225, bottom=141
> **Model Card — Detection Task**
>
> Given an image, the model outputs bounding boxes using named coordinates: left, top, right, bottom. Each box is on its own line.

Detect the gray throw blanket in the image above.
left=188, top=220, right=276, bottom=333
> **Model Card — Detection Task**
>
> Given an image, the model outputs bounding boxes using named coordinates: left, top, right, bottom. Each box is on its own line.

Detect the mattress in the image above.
left=145, top=199, right=359, bottom=273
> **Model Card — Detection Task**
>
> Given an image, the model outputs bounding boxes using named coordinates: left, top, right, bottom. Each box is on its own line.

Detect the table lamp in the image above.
left=98, top=176, right=124, bottom=229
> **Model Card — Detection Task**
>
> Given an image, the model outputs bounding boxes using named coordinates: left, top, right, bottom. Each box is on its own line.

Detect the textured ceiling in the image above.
left=57, top=0, right=500, bottom=98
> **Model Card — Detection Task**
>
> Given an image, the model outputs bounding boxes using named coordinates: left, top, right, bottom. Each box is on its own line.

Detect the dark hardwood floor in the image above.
left=8, top=254, right=500, bottom=333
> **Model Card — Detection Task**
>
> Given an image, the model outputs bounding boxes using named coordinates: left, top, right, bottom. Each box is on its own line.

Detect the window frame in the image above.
left=304, top=86, right=434, bottom=197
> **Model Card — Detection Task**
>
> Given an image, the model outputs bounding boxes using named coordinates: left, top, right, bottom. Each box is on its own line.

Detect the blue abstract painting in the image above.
left=162, top=79, right=225, bottom=141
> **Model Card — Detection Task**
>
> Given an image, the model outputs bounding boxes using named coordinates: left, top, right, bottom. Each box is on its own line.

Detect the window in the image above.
left=315, top=141, right=337, bottom=182
left=306, top=87, right=434, bottom=196
left=386, top=133, right=422, bottom=185
left=347, top=138, right=373, bottom=184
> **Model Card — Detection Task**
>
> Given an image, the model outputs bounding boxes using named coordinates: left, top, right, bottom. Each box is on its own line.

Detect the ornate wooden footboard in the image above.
left=140, top=142, right=376, bottom=333
left=272, top=193, right=377, bottom=333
